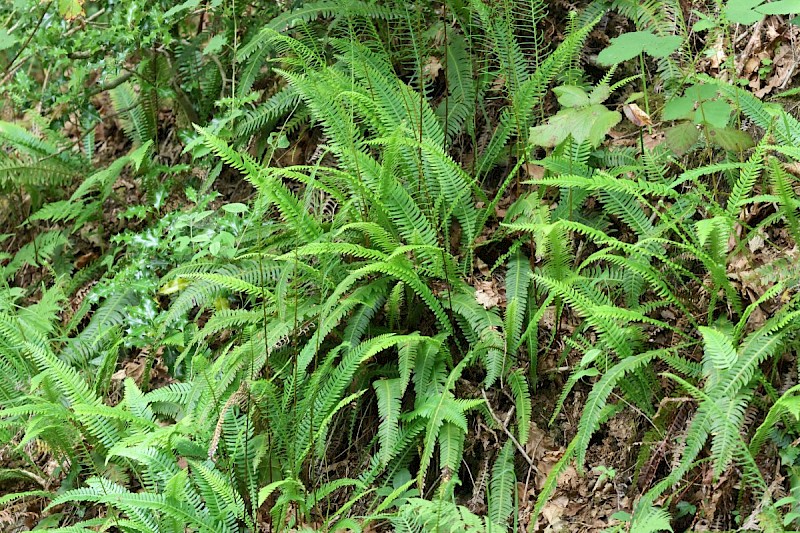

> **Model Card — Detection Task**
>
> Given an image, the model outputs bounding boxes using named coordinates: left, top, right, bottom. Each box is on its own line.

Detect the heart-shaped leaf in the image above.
left=597, top=31, right=682, bottom=65
left=530, top=105, right=621, bottom=148
left=553, top=86, right=591, bottom=108
left=725, top=0, right=765, bottom=24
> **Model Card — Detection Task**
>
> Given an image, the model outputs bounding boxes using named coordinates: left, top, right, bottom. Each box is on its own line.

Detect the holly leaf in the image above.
left=58, top=0, right=84, bottom=20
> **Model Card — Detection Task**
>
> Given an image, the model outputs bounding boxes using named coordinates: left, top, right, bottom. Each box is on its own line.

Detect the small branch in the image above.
left=64, top=8, right=106, bottom=37
left=3, top=2, right=52, bottom=77
left=481, top=389, right=535, bottom=467
left=87, top=71, right=134, bottom=97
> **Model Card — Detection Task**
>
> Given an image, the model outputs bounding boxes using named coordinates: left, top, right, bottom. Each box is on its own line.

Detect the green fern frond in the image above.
left=488, top=440, right=516, bottom=527
left=110, top=83, right=156, bottom=145
left=573, top=348, right=668, bottom=470
left=476, top=14, right=600, bottom=175
left=507, top=369, right=531, bottom=444
left=374, top=377, right=404, bottom=467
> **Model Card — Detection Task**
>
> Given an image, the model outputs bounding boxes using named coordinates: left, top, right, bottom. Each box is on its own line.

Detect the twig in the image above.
left=2, top=2, right=52, bottom=77
left=87, top=71, right=134, bottom=97
left=64, top=8, right=106, bottom=37
left=481, top=389, right=535, bottom=467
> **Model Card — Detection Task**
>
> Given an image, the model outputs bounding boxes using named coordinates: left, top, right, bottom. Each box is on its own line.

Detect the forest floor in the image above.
left=3, top=2, right=800, bottom=532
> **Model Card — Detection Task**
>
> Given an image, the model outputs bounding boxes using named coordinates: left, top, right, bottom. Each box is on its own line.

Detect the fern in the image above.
left=110, top=83, right=156, bottom=145
left=476, top=13, right=600, bottom=175
left=507, top=369, right=531, bottom=444
left=374, top=377, right=404, bottom=467
left=488, top=440, right=516, bottom=527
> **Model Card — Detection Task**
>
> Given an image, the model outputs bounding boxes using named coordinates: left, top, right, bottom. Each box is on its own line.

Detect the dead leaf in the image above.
left=539, top=306, right=557, bottom=329
left=541, top=495, right=569, bottom=526
left=748, top=231, right=765, bottom=253
left=423, top=56, right=443, bottom=80
left=111, top=359, right=144, bottom=382
left=475, top=257, right=490, bottom=277
left=622, top=103, right=652, bottom=127
left=492, top=75, right=506, bottom=92
left=475, top=280, right=502, bottom=309
left=524, top=163, right=545, bottom=179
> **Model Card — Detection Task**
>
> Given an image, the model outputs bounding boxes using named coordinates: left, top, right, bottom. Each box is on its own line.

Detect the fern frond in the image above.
left=488, top=440, right=516, bottom=527
left=507, top=369, right=531, bottom=444
left=374, top=377, right=404, bottom=467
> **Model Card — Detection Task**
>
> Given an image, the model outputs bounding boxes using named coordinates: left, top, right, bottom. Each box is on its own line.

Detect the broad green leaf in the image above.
left=686, top=84, right=718, bottom=101
left=695, top=99, right=731, bottom=128
left=0, top=29, right=16, bottom=52
left=662, top=96, right=695, bottom=121
left=529, top=105, right=621, bottom=148
left=725, top=0, right=765, bottom=24
left=597, top=31, right=682, bottom=65
left=756, top=0, right=800, bottom=15
left=644, top=34, right=684, bottom=57
left=553, top=85, right=590, bottom=108
left=221, top=203, right=248, bottom=214
left=707, top=126, right=754, bottom=151
left=692, top=13, right=717, bottom=31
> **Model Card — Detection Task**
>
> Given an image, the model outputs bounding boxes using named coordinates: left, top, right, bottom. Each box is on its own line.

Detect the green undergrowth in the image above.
left=1, top=0, right=800, bottom=531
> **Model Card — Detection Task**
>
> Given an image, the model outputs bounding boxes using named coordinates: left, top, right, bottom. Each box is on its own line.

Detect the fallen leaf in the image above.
left=524, top=163, right=545, bottom=179
left=748, top=231, right=765, bottom=253
left=475, top=280, right=502, bottom=309
left=423, top=56, right=442, bottom=80
left=623, top=103, right=653, bottom=127
left=541, top=495, right=569, bottom=526
left=475, top=257, right=490, bottom=277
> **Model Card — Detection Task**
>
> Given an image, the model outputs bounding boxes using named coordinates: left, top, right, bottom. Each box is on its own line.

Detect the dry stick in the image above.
left=0, top=54, right=30, bottom=87
left=63, top=8, right=106, bottom=37
left=87, top=70, right=134, bottom=97
left=481, top=389, right=534, bottom=467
